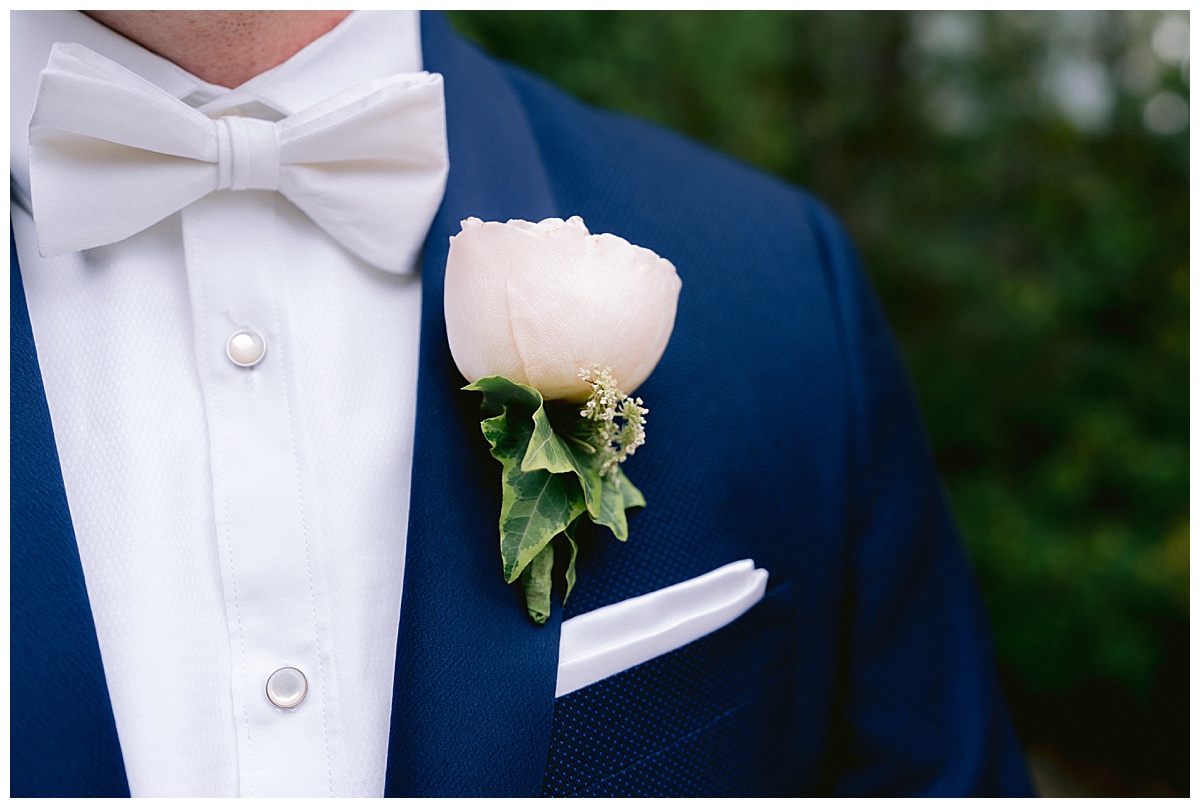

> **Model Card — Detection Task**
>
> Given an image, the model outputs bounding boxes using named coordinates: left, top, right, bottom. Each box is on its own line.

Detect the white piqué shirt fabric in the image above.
left=11, top=11, right=429, bottom=797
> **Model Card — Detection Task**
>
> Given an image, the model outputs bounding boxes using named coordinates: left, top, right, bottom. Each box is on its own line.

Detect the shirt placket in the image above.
left=181, top=189, right=336, bottom=797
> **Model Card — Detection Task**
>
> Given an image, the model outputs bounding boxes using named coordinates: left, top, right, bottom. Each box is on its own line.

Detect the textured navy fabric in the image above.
left=543, top=583, right=796, bottom=796
left=10, top=238, right=130, bottom=797
left=8, top=12, right=1034, bottom=797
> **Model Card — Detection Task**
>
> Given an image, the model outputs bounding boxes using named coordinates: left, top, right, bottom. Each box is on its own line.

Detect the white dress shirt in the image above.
left=11, top=11, right=427, bottom=797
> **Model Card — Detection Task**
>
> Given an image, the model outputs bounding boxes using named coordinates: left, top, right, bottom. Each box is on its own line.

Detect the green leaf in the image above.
left=471, top=380, right=587, bottom=583
left=465, top=375, right=542, bottom=417
left=595, top=474, right=630, bottom=541
left=522, top=406, right=575, bottom=475
left=520, top=541, right=555, bottom=625
left=499, top=463, right=585, bottom=583
left=616, top=467, right=646, bottom=509
left=562, top=518, right=581, bottom=603
left=493, top=416, right=586, bottom=582
left=466, top=374, right=646, bottom=603
left=590, top=468, right=644, bottom=542
left=520, top=403, right=611, bottom=527
left=557, top=438, right=604, bottom=521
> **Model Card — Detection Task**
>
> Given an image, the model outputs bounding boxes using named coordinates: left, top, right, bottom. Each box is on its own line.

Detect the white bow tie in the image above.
left=28, top=42, right=449, bottom=273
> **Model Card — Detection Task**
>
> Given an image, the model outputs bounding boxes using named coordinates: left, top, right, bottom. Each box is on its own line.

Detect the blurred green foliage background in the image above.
left=449, top=10, right=1189, bottom=795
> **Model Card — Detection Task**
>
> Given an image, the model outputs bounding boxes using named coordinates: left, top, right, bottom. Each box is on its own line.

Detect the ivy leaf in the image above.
left=491, top=414, right=586, bottom=584
left=520, top=541, right=555, bottom=625
left=522, top=405, right=574, bottom=474
left=616, top=467, right=646, bottom=509
left=465, top=374, right=649, bottom=623
left=522, top=408, right=605, bottom=521
left=469, top=376, right=606, bottom=521
left=499, top=463, right=585, bottom=583
left=588, top=467, right=643, bottom=542
left=465, top=375, right=541, bottom=416
left=563, top=518, right=581, bottom=603
left=596, top=474, right=631, bottom=541
left=470, top=377, right=586, bottom=583
left=550, top=437, right=604, bottom=521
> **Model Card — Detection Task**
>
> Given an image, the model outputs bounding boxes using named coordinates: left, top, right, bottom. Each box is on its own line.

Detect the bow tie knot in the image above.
left=214, top=115, right=280, bottom=192
left=28, top=42, right=449, bottom=273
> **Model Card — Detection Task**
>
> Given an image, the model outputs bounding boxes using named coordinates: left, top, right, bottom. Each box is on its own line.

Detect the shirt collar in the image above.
left=10, top=10, right=423, bottom=209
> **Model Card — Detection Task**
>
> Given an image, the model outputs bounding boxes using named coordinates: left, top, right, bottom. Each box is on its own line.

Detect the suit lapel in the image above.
left=383, top=12, right=563, bottom=797
left=10, top=239, right=130, bottom=797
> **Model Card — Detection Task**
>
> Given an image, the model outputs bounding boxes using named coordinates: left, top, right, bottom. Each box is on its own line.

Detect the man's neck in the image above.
left=85, top=11, right=352, bottom=88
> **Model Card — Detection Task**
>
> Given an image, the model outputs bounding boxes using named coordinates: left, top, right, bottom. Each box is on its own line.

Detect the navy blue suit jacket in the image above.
left=11, top=12, right=1033, bottom=797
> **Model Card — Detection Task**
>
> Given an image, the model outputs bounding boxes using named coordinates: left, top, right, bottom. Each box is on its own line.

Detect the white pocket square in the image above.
left=555, top=559, right=769, bottom=697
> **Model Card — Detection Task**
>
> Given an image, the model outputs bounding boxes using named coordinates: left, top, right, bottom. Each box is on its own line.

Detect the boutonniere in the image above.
left=444, top=216, right=682, bottom=624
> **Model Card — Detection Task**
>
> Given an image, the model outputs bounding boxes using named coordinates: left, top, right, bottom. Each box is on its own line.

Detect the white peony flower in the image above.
left=444, top=216, right=682, bottom=401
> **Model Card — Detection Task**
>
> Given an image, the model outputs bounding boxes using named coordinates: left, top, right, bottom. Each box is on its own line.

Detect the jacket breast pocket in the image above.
left=542, top=577, right=795, bottom=797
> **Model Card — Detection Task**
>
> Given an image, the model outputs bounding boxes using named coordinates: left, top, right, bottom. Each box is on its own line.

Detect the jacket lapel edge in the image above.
left=384, top=12, right=564, bottom=798
left=10, top=235, right=130, bottom=797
